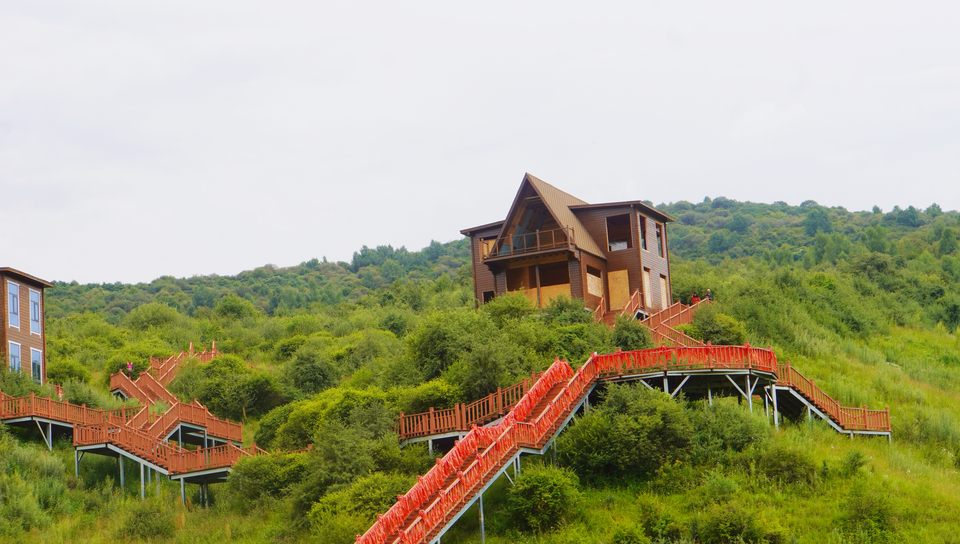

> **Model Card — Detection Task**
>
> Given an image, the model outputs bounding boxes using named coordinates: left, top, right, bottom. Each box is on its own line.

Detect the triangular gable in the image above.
left=494, top=173, right=606, bottom=259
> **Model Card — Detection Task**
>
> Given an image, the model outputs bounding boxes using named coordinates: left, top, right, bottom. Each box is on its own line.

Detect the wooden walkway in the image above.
left=373, top=343, right=891, bottom=544
left=0, top=344, right=266, bottom=503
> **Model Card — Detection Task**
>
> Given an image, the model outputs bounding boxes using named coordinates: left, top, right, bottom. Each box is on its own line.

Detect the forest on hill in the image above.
left=2, top=197, right=960, bottom=543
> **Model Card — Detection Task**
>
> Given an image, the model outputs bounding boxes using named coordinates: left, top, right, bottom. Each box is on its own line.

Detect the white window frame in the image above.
left=31, top=348, right=43, bottom=384
left=7, top=281, right=20, bottom=330
left=9, top=341, right=21, bottom=372
left=29, top=289, right=41, bottom=335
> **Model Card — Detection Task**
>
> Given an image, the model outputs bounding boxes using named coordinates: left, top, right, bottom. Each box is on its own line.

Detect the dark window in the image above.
left=606, top=214, right=633, bottom=252
left=638, top=214, right=647, bottom=250
left=655, top=223, right=664, bottom=257
left=482, top=291, right=495, bottom=303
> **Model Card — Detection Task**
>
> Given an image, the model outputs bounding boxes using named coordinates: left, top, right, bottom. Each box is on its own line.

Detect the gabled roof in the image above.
left=494, top=173, right=607, bottom=259
left=0, top=267, right=54, bottom=288
left=460, top=220, right=505, bottom=236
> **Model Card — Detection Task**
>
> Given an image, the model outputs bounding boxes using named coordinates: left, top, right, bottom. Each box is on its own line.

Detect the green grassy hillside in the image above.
left=2, top=199, right=959, bottom=543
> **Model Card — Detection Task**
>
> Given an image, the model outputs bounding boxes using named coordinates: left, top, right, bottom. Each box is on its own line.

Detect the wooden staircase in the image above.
left=363, top=345, right=892, bottom=544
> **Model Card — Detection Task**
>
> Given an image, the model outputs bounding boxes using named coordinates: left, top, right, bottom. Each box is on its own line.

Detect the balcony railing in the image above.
left=480, top=227, right=574, bottom=261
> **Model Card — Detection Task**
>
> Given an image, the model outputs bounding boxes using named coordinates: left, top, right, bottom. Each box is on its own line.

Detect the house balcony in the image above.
left=480, top=227, right=576, bottom=263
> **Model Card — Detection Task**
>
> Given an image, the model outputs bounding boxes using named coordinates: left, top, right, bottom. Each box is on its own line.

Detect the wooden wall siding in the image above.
left=576, top=205, right=644, bottom=300
left=1, top=273, right=47, bottom=382
left=638, top=215, right=672, bottom=310
left=470, top=227, right=502, bottom=304
left=568, top=258, right=583, bottom=301
left=608, top=270, right=631, bottom=310
left=580, top=252, right=608, bottom=311
left=495, top=270, right=507, bottom=295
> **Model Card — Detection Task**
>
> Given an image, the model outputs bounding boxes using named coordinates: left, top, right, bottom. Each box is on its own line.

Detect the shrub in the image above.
left=388, top=379, right=463, bottom=414
left=308, top=472, right=415, bottom=543
left=611, top=525, right=650, bottom=544
left=690, top=401, right=771, bottom=464
left=559, top=385, right=692, bottom=483
left=228, top=452, right=309, bottom=507
left=740, top=444, right=817, bottom=486
left=691, top=304, right=748, bottom=346
left=612, top=315, right=653, bottom=351
left=480, top=291, right=536, bottom=325
left=506, top=464, right=580, bottom=533
left=694, top=502, right=786, bottom=544
left=117, top=497, right=175, bottom=540
left=45, top=358, right=91, bottom=384
left=839, top=479, right=896, bottom=541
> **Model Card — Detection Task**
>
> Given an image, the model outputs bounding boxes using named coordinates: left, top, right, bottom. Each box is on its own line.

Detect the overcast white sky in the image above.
left=2, top=2, right=959, bottom=284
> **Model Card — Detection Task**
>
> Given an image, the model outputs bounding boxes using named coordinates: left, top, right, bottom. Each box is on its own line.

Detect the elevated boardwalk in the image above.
left=0, top=343, right=262, bottom=503
left=371, top=345, right=891, bottom=544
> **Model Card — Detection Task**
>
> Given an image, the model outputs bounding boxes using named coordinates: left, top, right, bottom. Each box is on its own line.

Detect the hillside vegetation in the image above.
left=2, top=198, right=959, bottom=543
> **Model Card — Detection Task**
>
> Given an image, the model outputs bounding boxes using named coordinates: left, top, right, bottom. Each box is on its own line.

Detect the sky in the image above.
left=2, top=1, right=959, bottom=284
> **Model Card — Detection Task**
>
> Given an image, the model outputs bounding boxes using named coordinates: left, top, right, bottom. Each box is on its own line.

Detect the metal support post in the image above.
left=156, top=470, right=161, bottom=496
left=140, top=463, right=145, bottom=499
left=663, top=373, right=670, bottom=395
left=708, top=386, right=712, bottom=406
left=479, top=492, right=486, bottom=544
left=119, top=456, right=125, bottom=488
left=74, top=449, right=79, bottom=478
left=773, top=388, right=779, bottom=430
left=764, top=391, right=769, bottom=419
left=181, top=479, right=185, bottom=504
left=428, top=439, right=433, bottom=455
left=745, top=375, right=753, bottom=413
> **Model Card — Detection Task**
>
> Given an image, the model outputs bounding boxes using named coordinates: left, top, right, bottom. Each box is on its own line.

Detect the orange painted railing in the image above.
left=777, top=363, right=890, bottom=432
left=592, top=296, right=605, bottom=323
left=110, top=372, right=152, bottom=405
left=650, top=323, right=704, bottom=348
left=396, top=376, right=538, bottom=440
left=0, top=391, right=140, bottom=427
left=621, top=289, right=643, bottom=319
left=368, top=345, right=889, bottom=544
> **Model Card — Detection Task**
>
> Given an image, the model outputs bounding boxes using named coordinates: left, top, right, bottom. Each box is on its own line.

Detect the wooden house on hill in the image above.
left=461, top=174, right=674, bottom=322
left=2, top=268, right=53, bottom=384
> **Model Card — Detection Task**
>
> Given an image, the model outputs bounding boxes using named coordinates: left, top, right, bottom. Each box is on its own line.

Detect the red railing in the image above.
left=650, top=323, right=704, bottom=348
left=0, top=391, right=140, bottom=427
left=110, top=372, right=152, bottom=405
left=396, top=377, right=538, bottom=440
left=480, top=227, right=575, bottom=261
left=620, top=289, right=643, bottom=319
left=592, top=296, right=605, bottom=323
left=777, top=364, right=890, bottom=432
left=371, top=345, right=891, bottom=544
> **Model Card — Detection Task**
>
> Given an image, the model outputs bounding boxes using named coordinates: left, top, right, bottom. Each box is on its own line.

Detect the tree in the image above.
left=939, top=228, right=958, bottom=258
left=727, top=214, right=751, bottom=234
left=804, top=207, right=832, bottom=237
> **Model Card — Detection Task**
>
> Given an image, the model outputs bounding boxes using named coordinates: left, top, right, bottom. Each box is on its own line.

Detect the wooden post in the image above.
left=428, top=407, right=434, bottom=434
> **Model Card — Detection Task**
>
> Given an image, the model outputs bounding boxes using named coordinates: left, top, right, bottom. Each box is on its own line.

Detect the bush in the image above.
left=559, top=385, right=692, bottom=483
left=117, top=497, right=175, bottom=540
left=506, top=464, right=580, bottom=533
left=388, top=379, right=463, bottom=414
left=839, top=479, right=897, bottom=541
left=45, top=358, right=91, bottom=384
left=308, top=472, right=415, bottom=543
left=125, top=302, right=182, bottom=331
left=228, top=452, right=309, bottom=507
left=612, top=315, right=653, bottom=351
left=694, top=503, right=786, bottom=544
left=480, top=291, right=536, bottom=325
left=739, top=444, right=818, bottom=486
left=692, top=304, right=748, bottom=346
left=690, top=401, right=771, bottom=464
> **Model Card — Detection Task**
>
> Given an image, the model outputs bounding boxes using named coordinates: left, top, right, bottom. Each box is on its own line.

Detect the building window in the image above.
left=30, top=289, right=41, bottom=335
left=8, top=281, right=19, bottom=329
left=482, top=291, right=495, bottom=304
left=9, top=342, right=20, bottom=372
left=606, top=214, right=633, bottom=252
left=638, top=214, right=647, bottom=251
left=655, top=224, right=664, bottom=258
left=31, top=349, right=42, bottom=384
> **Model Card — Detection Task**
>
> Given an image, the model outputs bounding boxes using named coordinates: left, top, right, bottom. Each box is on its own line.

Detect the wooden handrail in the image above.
left=366, top=345, right=890, bottom=544
left=620, top=289, right=643, bottom=319
left=592, top=296, right=605, bottom=323
left=479, top=227, right=575, bottom=261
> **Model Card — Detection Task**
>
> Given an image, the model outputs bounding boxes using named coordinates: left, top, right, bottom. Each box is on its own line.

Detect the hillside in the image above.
left=2, top=198, right=960, bottom=543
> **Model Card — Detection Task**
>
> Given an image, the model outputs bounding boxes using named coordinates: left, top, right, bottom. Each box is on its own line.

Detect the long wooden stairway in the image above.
left=365, top=345, right=892, bottom=544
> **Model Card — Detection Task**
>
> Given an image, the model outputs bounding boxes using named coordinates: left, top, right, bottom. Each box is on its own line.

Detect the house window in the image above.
left=9, top=342, right=20, bottom=372
left=638, top=214, right=647, bottom=251
left=30, top=289, right=41, bottom=335
left=7, top=282, right=19, bottom=329
left=31, top=349, right=42, bottom=384
left=606, top=215, right=633, bottom=252
left=642, top=268, right=652, bottom=309
left=482, top=291, right=495, bottom=304
left=586, top=266, right=603, bottom=297
left=655, top=224, right=664, bottom=258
